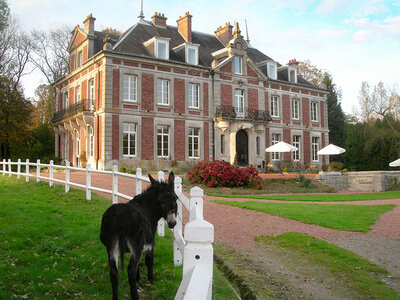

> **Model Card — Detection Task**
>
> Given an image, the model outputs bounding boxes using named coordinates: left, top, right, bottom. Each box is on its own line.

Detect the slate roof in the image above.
left=91, top=20, right=321, bottom=90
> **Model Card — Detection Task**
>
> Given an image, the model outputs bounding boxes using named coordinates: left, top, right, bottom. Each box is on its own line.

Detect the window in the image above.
left=221, top=134, right=225, bottom=155
left=188, top=128, right=200, bottom=159
left=157, top=125, right=169, bottom=158
left=270, top=95, right=280, bottom=118
left=157, top=79, right=169, bottom=105
left=63, top=92, right=69, bottom=109
left=292, top=135, right=300, bottom=161
left=311, top=102, right=318, bottom=122
left=289, top=67, right=297, bottom=83
left=123, top=123, right=137, bottom=157
left=271, top=133, right=281, bottom=161
left=88, top=126, right=94, bottom=158
left=157, top=41, right=168, bottom=59
left=234, top=90, right=244, bottom=118
left=292, top=99, right=300, bottom=120
left=75, top=129, right=80, bottom=157
left=123, top=75, right=137, bottom=102
left=75, top=86, right=81, bottom=103
left=89, top=79, right=95, bottom=100
left=77, top=50, right=83, bottom=68
left=267, top=62, right=277, bottom=79
left=312, top=137, right=319, bottom=161
left=256, top=136, right=260, bottom=156
left=187, top=46, right=198, bottom=65
left=188, top=83, right=199, bottom=108
left=234, top=56, right=242, bottom=74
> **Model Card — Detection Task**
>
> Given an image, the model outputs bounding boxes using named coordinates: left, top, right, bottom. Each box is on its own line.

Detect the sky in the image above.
left=9, top=0, right=400, bottom=114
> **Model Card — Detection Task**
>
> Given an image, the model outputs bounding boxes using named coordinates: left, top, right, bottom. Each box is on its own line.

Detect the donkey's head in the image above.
left=149, top=172, right=178, bottom=228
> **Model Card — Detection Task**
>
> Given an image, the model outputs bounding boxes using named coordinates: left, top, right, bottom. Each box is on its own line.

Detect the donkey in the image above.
left=100, top=172, right=178, bottom=300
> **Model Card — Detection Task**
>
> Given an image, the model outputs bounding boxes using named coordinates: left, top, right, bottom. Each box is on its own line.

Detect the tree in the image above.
left=101, top=27, right=122, bottom=35
left=0, top=76, right=33, bottom=158
left=32, top=84, right=56, bottom=126
left=298, top=59, right=328, bottom=87
left=358, top=81, right=372, bottom=122
left=0, top=0, right=9, bottom=31
left=31, top=26, right=71, bottom=84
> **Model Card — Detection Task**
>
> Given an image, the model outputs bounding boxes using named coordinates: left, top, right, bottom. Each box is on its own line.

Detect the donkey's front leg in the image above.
left=145, top=247, right=155, bottom=282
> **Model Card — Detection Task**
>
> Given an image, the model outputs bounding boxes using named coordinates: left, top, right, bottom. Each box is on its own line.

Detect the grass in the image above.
left=0, top=176, right=237, bottom=299
left=257, top=232, right=400, bottom=299
left=209, top=190, right=400, bottom=201
left=212, top=200, right=395, bottom=232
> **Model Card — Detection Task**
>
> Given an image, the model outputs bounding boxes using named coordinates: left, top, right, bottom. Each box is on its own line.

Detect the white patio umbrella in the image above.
left=389, top=158, right=400, bottom=167
left=265, top=141, right=298, bottom=172
left=317, top=144, right=346, bottom=155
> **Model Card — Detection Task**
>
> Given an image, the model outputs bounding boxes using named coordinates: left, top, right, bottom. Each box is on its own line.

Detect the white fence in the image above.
left=1, top=158, right=214, bottom=300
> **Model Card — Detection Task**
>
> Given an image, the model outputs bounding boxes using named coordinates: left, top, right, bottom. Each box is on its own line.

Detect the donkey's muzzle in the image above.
left=167, top=213, right=177, bottom=228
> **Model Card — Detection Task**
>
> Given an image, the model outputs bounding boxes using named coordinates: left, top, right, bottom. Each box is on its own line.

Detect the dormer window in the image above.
left=186, top=45, right=199, bottom=65
left=234, top=56, right=242, bottom=74
left=156, top=40, right=168, bottom=59
left=267, top=62, right=277, bottom=80
left=289, top=66, right=297, bottom=83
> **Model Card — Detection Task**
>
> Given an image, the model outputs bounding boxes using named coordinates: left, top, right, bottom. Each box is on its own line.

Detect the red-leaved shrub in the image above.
left=187, top=160, right=261, bottom=189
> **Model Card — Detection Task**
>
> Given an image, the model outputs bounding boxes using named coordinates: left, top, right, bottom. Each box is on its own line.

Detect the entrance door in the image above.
left=236, top=130, right=248, bottom=166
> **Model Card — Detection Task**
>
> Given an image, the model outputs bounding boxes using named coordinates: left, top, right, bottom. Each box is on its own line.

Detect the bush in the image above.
left=297, top=174, right=312, bottom=189
left=342, top=168, right=348, bottom=173
left=321, top=164, right=329, bottom=172
left=269, top=167, right=275, bottom=173
left=329, top=161, right=344, bottom=171
left=187, top=160, right=261, bottom=189
left=283, top=167, right=288, bottom=173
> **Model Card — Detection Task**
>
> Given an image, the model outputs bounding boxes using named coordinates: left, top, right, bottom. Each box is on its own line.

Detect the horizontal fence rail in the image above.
left=1, top=158, right=214, bottom=300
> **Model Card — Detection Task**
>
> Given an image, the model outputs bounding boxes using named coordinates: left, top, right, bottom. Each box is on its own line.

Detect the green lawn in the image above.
left=257, top=232, right=399, bottom=299
left=0, top=176, right=236, bottom=299
left=209, top=190, right=400, bottom=201
left=212, top=200, right=395, bottom=232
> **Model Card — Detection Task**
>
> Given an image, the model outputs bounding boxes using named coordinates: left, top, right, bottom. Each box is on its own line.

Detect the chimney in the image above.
left=288, top=59, right=299, bottom=67
left=177, top=11, right=192, bottom=42
left=215, top=22, right=233, bottom=46
left=152, top=12, right=167, bottom=28
left=83, top=13, right=96, bottom=35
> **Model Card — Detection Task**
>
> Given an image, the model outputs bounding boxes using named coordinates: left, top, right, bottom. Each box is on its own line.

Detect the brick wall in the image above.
left=112, top=115, right=119, bottom=159
left=112, top=69, right=120, bottom=108
left=174, top=120, right=185, bottom=160
left=265, top=128, right=270, bottom=161
left=220, top=84, right=232, bottom=107
left=248, top=88, right=258, bottom=110
left=69, top=133, right=73, bottom=162
left=247, top=66, right=258, bottom=78
left=142, top=117, right=154, bottom=160
left=321, top=133, right=326, bottom=164
left=204, top=122, right=209, bottom=159
left=303, top=131, right=310, bottom=165
left=69, top=87, right=74, bottom=105
left=302, top=98, right=309, bottom=126
left=265, top=91, right=269, bottom=112
left=83, top=45, right=88, bottom=62
left=282, top=94, right=290, bottom=124
left=81, top=80, right=87, bottom=99
left=283, top=129, right=291, bottom=161
left=221, top=62, right=232, bottom=73
left=203, top=82, right=209, bottom=116
left=320, top=102, right=324, bottom=128
left=142, top=74, right=154, bottom=111
left=174, top=78, right=185, bottom=114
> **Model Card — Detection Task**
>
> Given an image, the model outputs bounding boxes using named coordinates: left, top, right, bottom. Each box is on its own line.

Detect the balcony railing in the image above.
left=215, top=106, right=272, bottom=123
left=52, top=99, right=94, bottom=123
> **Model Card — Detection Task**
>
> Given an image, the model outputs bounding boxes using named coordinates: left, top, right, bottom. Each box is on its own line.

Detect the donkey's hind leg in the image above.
left=107, top=245, right=119, bottom=300
left=145, top=244, right=155, bottom=282
left=127, top=253, right=141, bottom=300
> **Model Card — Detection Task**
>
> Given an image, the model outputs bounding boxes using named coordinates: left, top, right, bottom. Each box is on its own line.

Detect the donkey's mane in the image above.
left=130, top=180, right=169, bottom=204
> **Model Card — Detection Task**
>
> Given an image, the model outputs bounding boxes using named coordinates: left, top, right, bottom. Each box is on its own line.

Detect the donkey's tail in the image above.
left=118, top=231, right=126, bottom=272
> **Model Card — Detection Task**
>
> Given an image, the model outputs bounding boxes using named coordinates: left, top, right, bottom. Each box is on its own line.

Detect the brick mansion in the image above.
left=52, top=8, right=329, bottom=170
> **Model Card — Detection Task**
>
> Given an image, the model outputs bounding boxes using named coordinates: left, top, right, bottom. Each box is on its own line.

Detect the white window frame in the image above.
left=312, top=136, right=319, bottom=162
left=75, top=129, right=80, bottom=157
left=123, top=74, right=137, bottom=102
left=292, top=98, right=300, bottom=120
left=188, top=128, right=200, bottom=159
left=63, top=92, right=69, bottom=109
left=89, top=79, right=95, bottom=100
left=188, top=83, right=199, bottom=108
left=75, top=86, right=81, bottom=103
left=88, top=126, right=94, bottom=158
left=156, top=40, right=169, bottom=60
left=267, top=62, right=277, bottom=80
left=292, top=135, right=300, bottom=161
left=157, top=125, right=169, bottom=158
left=271, top=133, right=281, bottom=161
left=270, top=95, right=280, bottom=118
left=234, top=89, right=244, bottom=118
left=77, top=50, right=83, bottom=68
left=157, top=79, right=169, bottom=105
left=186, top=45, right=199, bottom=65
left=221, top=134, right=225, bottom=155
left=288, top=66, right=297, bottom=83
left=234, top=56, right=242, bottom=75
left=123, top=122, right=137, bottom=157
left=311, top=101, right=318, bottom=122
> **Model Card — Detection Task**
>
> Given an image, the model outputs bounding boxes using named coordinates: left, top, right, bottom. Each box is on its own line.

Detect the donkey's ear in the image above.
left=149, top=174, right=158, bottom=186
left=168, top=172, right=175, bottom=187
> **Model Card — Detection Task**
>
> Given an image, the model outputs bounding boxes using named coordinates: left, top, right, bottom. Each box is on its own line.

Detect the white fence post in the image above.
left=49, top=160, right=54, bottom=187
left=2, top=159, right=5, bottom=176
left=175, top=187, right=214, bottom=300
left=65, top=161, right=70, bottom=193
left=26, top=159, right=29, bottom=182
left=36, top=159, right=40, bottom=182
left=17, top=159, right=21, bottom=179
left=173, top=177, right=183, bottom=266
left=8, top=159, right=11, bottom=177
left=86, top=163, right=91, bottom=201
left=157, top=171, right=165, bottom=237
left=112, top=165, right=118, bottom=204
left=135, top=168, right=142, bottom=195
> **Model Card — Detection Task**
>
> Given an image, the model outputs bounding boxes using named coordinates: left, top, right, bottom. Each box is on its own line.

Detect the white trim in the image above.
left=186, top=44, right=199, bottom=65
left=267, top=61, right=277, bottom=80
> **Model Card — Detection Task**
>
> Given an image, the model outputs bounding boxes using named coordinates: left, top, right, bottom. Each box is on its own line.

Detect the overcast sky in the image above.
left=10, top=0, right=400, bottom=114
